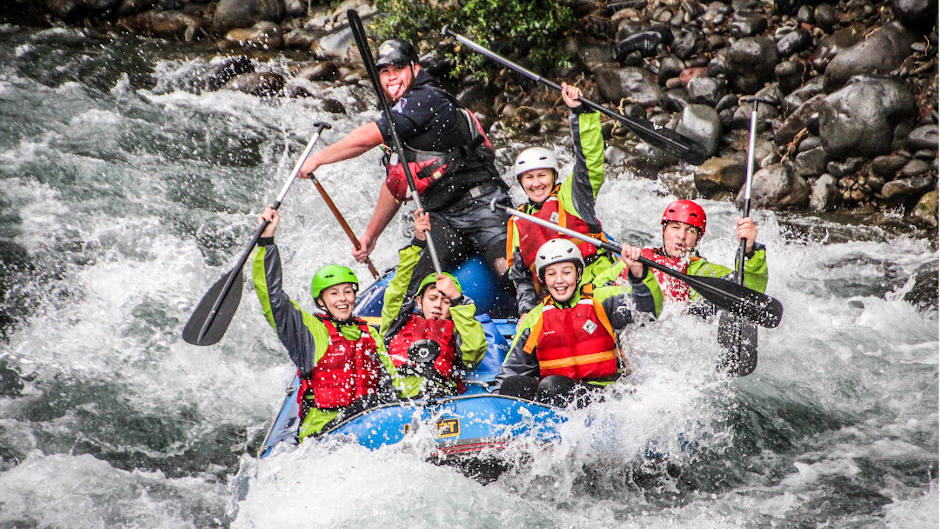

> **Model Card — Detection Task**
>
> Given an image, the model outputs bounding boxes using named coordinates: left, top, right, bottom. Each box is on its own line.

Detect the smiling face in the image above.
left=662, top=221, right=702, bottom=258
left=379, top=63, right=416, bottom=102
left=318, top=283, right=356, bottom=321
left=518, top=168, right=555, bottom=204
left=542, top=261, right=579, bottom=303
left=416, top=285, right=452, bottom=321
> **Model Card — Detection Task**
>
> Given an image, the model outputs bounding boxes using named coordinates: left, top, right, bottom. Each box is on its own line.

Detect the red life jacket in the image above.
left=507, top=187, right=609, bottom=275
left=384, top=109, right=500, bottom=211
left=523, top=285, right=624, bottom=380
left=636, top=247, right=699, bottom=303
left=386, top=314, right=460, bottom=385
left=296, top=315, right=382, bottom=414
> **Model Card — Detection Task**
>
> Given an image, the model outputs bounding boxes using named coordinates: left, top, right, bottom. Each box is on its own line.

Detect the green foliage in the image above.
left=370, top=0, right=575, bottom=81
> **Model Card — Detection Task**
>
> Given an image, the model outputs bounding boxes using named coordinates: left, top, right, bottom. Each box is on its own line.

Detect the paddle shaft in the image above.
left=348, top=9, right=442, bottom=274
left=442, top=26, right=707, bottom=165
left=733, top=98, right=760, bottom=282
left=194, top=123, right=330, bottom=343
left=312, top=178, right=380, bottom=279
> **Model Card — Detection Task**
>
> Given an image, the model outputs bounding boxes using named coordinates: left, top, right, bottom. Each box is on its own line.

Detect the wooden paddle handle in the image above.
left=312, top=179, right=380, bottom=279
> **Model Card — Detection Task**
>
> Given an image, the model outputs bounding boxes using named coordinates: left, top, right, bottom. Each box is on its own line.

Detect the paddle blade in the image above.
left=182, top=268, right=244, bottom=346
left=717, top=312, right=758, bottom=376
left=685, top=274, right=783, bottom=328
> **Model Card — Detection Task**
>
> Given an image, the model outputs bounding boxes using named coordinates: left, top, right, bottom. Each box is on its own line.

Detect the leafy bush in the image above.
left=370, top=0, right=575, bottom=81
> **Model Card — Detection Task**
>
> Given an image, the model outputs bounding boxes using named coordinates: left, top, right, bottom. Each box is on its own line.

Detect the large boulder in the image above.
left=693, top=156, right=745, bottom=196
left=818, top=76, right=916, bottom=159
left=595, top=66, right=662, bottom=107
left=725, top=37, right=778, bottom=82
left=740, top=163, right=809, bottom=209
left=776, top=94, right=826, bottom=146
left=823, top=22, right=918, bottom=91
left=676, top=104, right=722, bottom=158
left=213, top=0, right=284, bottom=33
left=892, top=0, right=939, bottom=31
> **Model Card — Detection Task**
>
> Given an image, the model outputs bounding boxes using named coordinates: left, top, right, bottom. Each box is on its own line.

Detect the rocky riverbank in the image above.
left=6, top=0, right=938, bottom=230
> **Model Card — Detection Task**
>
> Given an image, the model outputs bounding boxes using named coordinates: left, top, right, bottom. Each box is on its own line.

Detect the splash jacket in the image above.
left=377, top=69, right=505, bottom=213
left=594, top=243, right=768, bottom=308
left=252, top=242, right=408, bottom=441
left=380, top=239, right=487, bottom=397
left=494, top=266, right=663, bottom=390
left=507, top=107, right=615, bottom=315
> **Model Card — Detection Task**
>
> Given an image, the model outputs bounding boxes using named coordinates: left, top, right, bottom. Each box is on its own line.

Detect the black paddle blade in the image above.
left=686, top=274, right=783, bottom=328
left=182, top=268, right=244, bottom=346
left=717, top=312, right=758, bottom=376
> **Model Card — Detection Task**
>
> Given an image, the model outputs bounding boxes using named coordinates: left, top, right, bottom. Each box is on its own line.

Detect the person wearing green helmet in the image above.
left=379, top=209, right=487, bottom=398
left=251, top=205, right=412, bottom=442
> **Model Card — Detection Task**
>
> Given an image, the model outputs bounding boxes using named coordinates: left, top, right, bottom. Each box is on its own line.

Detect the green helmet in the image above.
left=310, top=264, right=359, bottom=300
left=416, top=272, right=462, bottom=297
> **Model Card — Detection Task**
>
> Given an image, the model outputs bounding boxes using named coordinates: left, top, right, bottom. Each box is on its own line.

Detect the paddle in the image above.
left=347, top=8, right=443, bottom=274
left=311, top=178, right=380, bottom=279
left=491, top=200, right=783, bottom=328
left=717, top=97, right=770, bottom=375
left=182, top=122, right=331, bottom=346
left=441, top=26, right=708, bottom=166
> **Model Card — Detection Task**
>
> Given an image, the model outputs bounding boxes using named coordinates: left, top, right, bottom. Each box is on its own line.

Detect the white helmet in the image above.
left=534, top=238, right=584, bottom=281
left=513, top=146, right=557, bottom=180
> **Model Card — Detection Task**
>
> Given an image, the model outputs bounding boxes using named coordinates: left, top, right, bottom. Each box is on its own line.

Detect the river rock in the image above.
left=809, top=173, right=838, bottom=211
left=729, top=14, right=767, bottom=37
left=824, top=22, right=918, bottom=91
left=793, top=146, right=829, bottom=177
left=776, top=94, right=826, bottom=145
left=693, top=156, right=746, bottom=195
left=204, top=56, right=254, bottom=91
left=676, top=104, right=722, bottom=158
left=881, top=174, right=936, bottom=200
left=813, top=27, right=864, bottom=72
left=659, top=56, right=685, bottom=83
left=118, top=0, right=154, bottom=15
left=775, top=59, right=807, bottom=93
left=686, top=75, right=724, bottom=106
left=296, top=61, right=339, bottom=82
left=871, top=154, right=911, bottom=177
left=225, top=22, right=283, bottom=49
left=910, top=190, right=938, bottom=228
left=783, top=75, right=825, bottom=113
left=313, top=26, right=356, bottom=62
left=595, top=66, right=662, bottom=107
left=819, top=76, right=916, bottom=158
left=213, top=0, right=284, bottom=33
left=742, top=163, right=810, bottom=209
left=149, top=9, right=201, bottom=39
left=221, top=72, right=285, bottom=97
left=900, top=159, right=931, bottom=177
left=726, top=37, right=778, bottom=82
left=283, top=28, right=318, bottom=49
left=663, top=89, right=691, bottom=111
left=671, top=28, right=703, bottom=60
left=907, top=124, right=939, bottom=151
left=283, top=0, right=305, bottom=17
left=776, top=27, right=812, bottom=57
left=891, top=0, right=939, bottom=31
left=320, top=98, right=346, bottom=114
left=814, top=3, right=837, bottom=30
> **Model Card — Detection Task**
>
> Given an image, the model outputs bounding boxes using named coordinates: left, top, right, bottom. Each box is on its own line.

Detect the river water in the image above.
left=0, top=25, right=937, bottom=529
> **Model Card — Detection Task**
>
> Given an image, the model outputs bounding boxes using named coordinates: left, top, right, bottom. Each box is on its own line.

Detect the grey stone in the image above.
left=726, top=37, right=778, bottom=81
left=814, top=4, right=837, bottom=29
left=729, top=14, right=767, bottom=37
left=741, top=163, right=810, bottom=209
left=872, top=154, right=911, bottom=177
left=205, top=56, right=254, bottom=91
left=900, top=159, right=931, bottom=177
left=659, top=56, right=685, bottom=82
left=284, top=0, right=305, bottom=17
left=694, top=156, right=746, bottom=195
left=671, top=28, right=703, bottom=59
left=796, top=4, right=814, bottom=24
left=776, top=27, right=812, bottom=57
left=819, top=76, right=916, bottom=158
left=221, top=72, right=285, bottom=97
left=824, top=22, right=918, bottom=91
left=882, top=175, right=937, bottom=200
left=677, top=104, right=722, bottom=157
left=224, top=22, right=283, bottom=50
left=663, top=88, right=691, bottom=112
left=793, top=146, right=829, bottom=177
left=296, top=61, right=339, bottom=82
left=911, top=190, right=938, bottom=228
left=809, top=174, right=838, bottom=211
left=686, top=75, right=724, bottom=106
left=595, top=66, right=662, bottom=107
left=213, top=0, right=284, bottom=33
left=783, top=76, right=825, bottom=114
left=813, top=27, right=864, bottom=72
left=797, top=135, right=822, bottom=152
left=907, top=124, right=939, bottom=151
left=320, top=98, right=346, bottom=114
left=775, top=60, right=807, bottom=93
left=776, top=94, right=826, bottom=145
left=892, top=0, right=939, bottom=31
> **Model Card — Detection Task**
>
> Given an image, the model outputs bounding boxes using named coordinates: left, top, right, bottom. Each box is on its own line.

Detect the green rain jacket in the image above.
left=379, top=238, right=488, bottom=397
left=507, top=107, right=616, bottom=315
left=494, top=265, right=663, bottom=390
left=252, top=241, right=406, bottom=441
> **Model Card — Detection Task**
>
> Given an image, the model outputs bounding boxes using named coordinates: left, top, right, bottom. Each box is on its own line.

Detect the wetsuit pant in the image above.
left=498, top=374, right=603, bottom=408
left=407, top=182, right=514, bottom=300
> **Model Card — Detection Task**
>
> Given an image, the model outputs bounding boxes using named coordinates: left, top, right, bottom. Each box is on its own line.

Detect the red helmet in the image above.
left=661, top=199, right=706, bottom=235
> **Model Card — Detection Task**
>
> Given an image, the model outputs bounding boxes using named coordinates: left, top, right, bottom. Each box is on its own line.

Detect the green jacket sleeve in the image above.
left=379, top=241, right=423, bottom=339
left=687, top=244, right=768, bottom=297
left=592, top=261, right=664, bottom=318
left=449, top=300, right=487, bottom=370
left=558, top=109, right=605, bottom=229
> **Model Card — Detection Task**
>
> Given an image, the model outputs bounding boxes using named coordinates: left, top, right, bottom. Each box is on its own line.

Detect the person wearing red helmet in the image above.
left=597, top=199, right=767, bottom=308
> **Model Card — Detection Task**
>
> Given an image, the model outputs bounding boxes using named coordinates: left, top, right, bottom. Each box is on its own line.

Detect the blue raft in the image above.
left=257, top=257, right=567, bottom=468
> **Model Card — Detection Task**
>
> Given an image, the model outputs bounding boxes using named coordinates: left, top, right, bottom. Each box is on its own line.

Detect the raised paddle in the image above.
left=311, top=178, right=380, bottom=279
left=182, top=122, right=331, bottom=346
left=441, top=26, right=708, bottom=166
left=492, top=199, right=783, bottom=328
left=717, top=97, right=771, bottom=375
left=347, top=8, right=443, bottom=274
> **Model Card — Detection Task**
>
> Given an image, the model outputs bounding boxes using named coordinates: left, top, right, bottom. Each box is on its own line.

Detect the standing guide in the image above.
left=298, top=39, right=513, bottom=297
left=506, top=83, right=617, bottom=320
left=496, top=239, right=662, bottom=407
left=379, top=210, right=488, bottom=398
left=252, top=205, right=412, bottom=442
